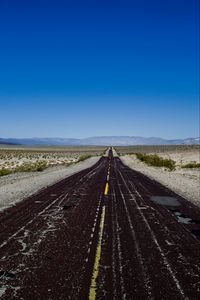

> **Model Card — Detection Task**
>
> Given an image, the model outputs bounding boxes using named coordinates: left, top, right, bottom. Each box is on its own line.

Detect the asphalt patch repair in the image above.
left=151, top=196, right=181, bottom=206
left=151, top=196, right=200, bottom=238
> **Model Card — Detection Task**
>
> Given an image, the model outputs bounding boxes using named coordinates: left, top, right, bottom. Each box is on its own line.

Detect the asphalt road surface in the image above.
left=0, top=149, right=200, bottom=299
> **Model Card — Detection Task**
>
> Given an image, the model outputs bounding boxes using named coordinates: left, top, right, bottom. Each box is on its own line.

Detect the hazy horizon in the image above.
left=1, top=135, right=199, bottom=140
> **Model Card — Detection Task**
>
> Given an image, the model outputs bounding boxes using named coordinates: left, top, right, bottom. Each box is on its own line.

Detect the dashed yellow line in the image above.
left=89, top=206, right=106, bottom=300
left=104, top=182, right=109, bottom=195
left=89, top=162, right=110, bottom=299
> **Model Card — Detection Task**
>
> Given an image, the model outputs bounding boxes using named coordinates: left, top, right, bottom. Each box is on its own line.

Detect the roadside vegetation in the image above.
left=0, top=161, right=56, bottom=176
left=115, top=145, right=199, bottom=155
left=181, top=162, right=200, bottom=169
left=135, top=153, right=176, bottom=171
left=77, top=154, right=92, bottom=162
left=115, top=145, right=199, bottom=171
left=0, top=147, right=105, bottom=177
left=15, top=161, right=49, bottom=172
left=0, top=169, right=13, bottom=176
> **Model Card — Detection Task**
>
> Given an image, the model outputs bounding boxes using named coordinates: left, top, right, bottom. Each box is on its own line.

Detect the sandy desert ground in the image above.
left=0, top=145, right=199, bottom=212
left=0, top=147, right=105, bottom=171
left=0, top=147, right=105, bottom=211
left=117, top=146, right=200, bottom=207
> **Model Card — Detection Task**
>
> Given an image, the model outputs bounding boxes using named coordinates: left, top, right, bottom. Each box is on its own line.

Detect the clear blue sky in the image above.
left=0, top=0, right=199, bottom=139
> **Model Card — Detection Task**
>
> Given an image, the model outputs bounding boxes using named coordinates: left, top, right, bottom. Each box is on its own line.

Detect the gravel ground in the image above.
left=121, top=155, right=200, bottom=207
left=0, top=156, right=100, bottom=211
left=156, top=150, right=200, bottom=165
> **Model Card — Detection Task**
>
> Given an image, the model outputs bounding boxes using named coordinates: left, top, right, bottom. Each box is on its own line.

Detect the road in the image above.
left=0, top=148, right=200, bottom=299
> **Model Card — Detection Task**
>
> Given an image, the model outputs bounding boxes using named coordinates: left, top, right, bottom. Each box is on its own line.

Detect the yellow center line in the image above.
left=89, top=206, right=106, bottom=300
left=104, top=182, right=109, bottom=195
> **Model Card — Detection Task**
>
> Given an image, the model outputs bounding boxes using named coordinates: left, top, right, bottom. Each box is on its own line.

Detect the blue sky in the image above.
left=0, top=0, right=199, bottom=139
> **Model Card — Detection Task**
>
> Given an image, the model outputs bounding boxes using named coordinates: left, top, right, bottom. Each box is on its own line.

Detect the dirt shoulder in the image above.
left=121, top=155, right=200, bottom=207
left=0, top=156, right=100, bottom=212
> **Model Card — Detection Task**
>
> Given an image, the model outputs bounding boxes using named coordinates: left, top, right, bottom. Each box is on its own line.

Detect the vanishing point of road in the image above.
left=0, top=148, right=200, bottom=299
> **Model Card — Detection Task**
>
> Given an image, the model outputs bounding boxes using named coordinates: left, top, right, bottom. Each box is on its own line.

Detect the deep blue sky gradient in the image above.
left=0, top=0, right=199, bottom=138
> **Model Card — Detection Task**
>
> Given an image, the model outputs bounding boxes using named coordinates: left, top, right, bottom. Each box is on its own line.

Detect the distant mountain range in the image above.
left=0, top=136, right=199, bottom=146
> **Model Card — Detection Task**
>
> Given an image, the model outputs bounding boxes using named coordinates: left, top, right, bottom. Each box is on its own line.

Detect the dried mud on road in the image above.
left=0, top=149, right=200, bottom=299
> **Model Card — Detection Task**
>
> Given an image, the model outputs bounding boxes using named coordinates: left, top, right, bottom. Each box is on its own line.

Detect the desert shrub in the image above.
left=135, top=153, right=176, bottom=171
left=0, top=169, right=12, bottom=176
left=135, top=153, right=146, bottom=162
left=182, top=162, right=200, bottom=168
left=15, top=161, right=48, bottom=172
left=77, top=155, right=91, bottom=162
left=35, top=162, right=48, bottom=171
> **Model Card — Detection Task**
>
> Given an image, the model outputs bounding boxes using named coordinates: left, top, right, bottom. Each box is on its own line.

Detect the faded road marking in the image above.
left=89, top=205, right=106, bottom=300
left=118, top=169, right=185, bottom=298
left=104, top=183, right=109, bottom=195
